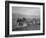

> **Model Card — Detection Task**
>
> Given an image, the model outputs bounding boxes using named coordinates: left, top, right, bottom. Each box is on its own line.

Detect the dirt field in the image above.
left=12, top=24, right=40, bottom=31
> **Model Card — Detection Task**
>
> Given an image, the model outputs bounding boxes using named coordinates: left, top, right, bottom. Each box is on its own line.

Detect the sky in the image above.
left=12, top=7, right=40, bottom=16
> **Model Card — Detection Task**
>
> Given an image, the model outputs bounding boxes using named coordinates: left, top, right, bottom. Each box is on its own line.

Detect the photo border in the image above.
left=5, top=1, right=45, bottom=37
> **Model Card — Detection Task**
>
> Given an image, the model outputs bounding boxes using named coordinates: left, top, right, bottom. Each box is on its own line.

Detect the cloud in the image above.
left=12, top=7, right=40, bottom=16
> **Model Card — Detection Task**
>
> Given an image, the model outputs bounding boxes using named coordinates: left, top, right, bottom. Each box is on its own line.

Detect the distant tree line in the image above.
left=16, top=17, right=40, bottom=26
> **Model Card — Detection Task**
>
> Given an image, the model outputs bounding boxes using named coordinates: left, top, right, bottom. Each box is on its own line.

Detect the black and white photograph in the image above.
left=5, top=1, right=45, bottom=37
left=12, top=7, right=40, bottom=31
